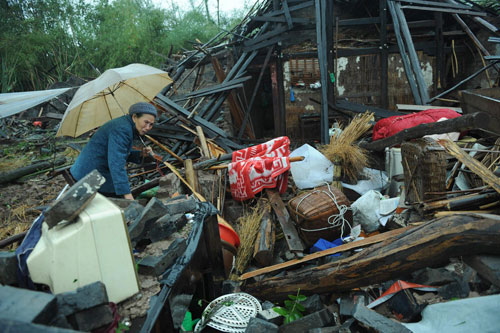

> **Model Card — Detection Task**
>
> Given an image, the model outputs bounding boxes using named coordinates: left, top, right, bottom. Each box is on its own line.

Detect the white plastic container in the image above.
left=385, top=147, right=404, bottom=197
left=27, top=193, right=139, bottom=303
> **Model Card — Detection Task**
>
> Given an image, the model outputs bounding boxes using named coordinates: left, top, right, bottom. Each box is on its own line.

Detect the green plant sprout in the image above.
left=272, top=289, right=307, bottom=324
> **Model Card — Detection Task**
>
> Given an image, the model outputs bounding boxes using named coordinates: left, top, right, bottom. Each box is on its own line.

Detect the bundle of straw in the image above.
left=320, top=112, right=374, bottom=182
left=231, top=200, right=270, bottom=279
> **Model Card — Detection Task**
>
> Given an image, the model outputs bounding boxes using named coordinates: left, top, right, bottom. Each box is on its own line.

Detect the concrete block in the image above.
left=138, top=238, right=187, bottom=275
left=438, top=280, right=469, bottom=300
left=352, top=303, right=411, bottom=333
left=70, top=304, right=114, bottom=332
left=245, top=317, right=279, bottom=333
left=157, top=173, right=186, bottom=199
left=49, top=314, right=72, bottom=329
left=302, top=294, right=325, bottom=314
left=56, top=281, right=108, bottom=316
left=279, top=309, right=334, bottom=333
left=0, top=285, right=57, bottom=324
left=44, top=169, right=105, bottom=228
left=128, top=198, right=169, bottom=243
left=0, top=251, right=17, bottom=285
left=0, top=318, right=79, bottom=332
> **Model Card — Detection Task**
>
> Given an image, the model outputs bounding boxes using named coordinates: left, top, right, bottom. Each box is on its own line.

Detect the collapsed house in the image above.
left=1, top=0, right=500, bottom=332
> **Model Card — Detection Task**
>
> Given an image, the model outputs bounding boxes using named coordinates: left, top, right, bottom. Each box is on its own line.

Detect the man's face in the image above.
left=133, top=114, right=155, bottom=135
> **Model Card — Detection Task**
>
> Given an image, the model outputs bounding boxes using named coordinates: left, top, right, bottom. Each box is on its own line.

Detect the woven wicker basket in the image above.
left=288, top=184, right=352, bottom=247
left=401, top=138, right=447, bottom=203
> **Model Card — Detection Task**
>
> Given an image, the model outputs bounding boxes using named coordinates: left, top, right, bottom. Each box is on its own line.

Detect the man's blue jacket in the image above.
left=70, top=115, right=141, bottom=195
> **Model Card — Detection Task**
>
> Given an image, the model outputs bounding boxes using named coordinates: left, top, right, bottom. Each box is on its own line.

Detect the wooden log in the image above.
left=361, top=112, right=489, bottom=152
left=195, top=126, right=210, bottom=158
left=253, top=209, right=275, bottom=267
left=439, top=139, right=500, bottom=195
left=240, top=226, right=411, bottom=280
left=0, top=157, right=66, bottom=184
left=242, top=214, right=500, bottom=301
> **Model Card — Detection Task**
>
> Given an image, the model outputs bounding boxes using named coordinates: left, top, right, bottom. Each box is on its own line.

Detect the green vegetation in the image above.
left=273, top=289, right=307, bottom=324
left=0, top=0, right=249, bottom=93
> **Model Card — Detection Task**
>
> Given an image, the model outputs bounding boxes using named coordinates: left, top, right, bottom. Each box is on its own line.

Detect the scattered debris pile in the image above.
left=1, top=0, right=500, bottom=332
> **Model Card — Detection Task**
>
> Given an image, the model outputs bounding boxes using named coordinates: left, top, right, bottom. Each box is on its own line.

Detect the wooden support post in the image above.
left=435, top=12, right=445, bottom=91
left=238, top=45, right=275, bottom=139
left=184, top=159, right=200, bottom=193
left=253, top=209, right=276, bottom=267
left=394, top=2, right=430, bottom=103
left=315, top=0, right=330, bottom=144
left=270, top=61, right=286, bottom=137
left=380, top=0, right=389, bottom=108
left=266, top=189, right=304, bottom=256
left=387, top=1, right=422, bottom=105
left=326, top=0, right=335, bottom=108
left=242, top=214, right=500, bottom=300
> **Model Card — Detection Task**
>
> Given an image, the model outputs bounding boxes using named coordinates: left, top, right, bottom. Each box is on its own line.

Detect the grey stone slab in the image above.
left=257, top=308, right=283, bottom=326
left=278, top=309, right=334, bottom=333
left=245, top=317, right=279, bottom=333
left=157, top=173, right=186, bottom=199
left=352, top=303, right=411, bottom=333
left=144, top=213, right=187, bottom=243
left=0, top=251, right=17, bottom=285
left=128, top=198, right=169, bottom=243
left=44, top=169, right=105, bottom=228
left=0, top=318, right=79, bottom=332
left=56, top=281, right=108, bottom=316
left=138, top=238, right=187, bottom=275
left=0, top=285, right=57, bottom=324
left=122, top=201, right=145, bottom=224
left=411, top=267, right=456, bottom=286
left=70, top=304, right=114, bottom=332
left=162, top=195, right=197, bottom=214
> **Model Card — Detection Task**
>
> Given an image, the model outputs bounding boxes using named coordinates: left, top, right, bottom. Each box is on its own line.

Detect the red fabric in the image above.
left=228, top=136, right=290, bottom=201
left=372, top=108, right=461, bottom=141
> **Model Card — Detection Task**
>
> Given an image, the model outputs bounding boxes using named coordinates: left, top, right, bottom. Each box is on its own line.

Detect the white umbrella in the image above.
left=56, top=63, right=172, bottom=137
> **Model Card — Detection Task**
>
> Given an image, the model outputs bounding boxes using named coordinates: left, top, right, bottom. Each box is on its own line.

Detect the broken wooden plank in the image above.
left=145, top=135, right=184, bottom=163
left=282, top=0, right=293, bottom=29
left=240, top=226, right=412, bottom=280
left=266, top=189, right=304, bottom=255
left=242, top=214, right=500, bottom=300
left=360, top=112, right=490, bottom=152
left=438, top=139, right=500, bottom=195
left=395, top=0, right=471, bottom=10
left=195, top=126, right=210, bottom=158
left=429, top=61, right=500, bottom=103
left=396, top=104, right=462, bottom=113
left=400, top=5, right=487, bottom=16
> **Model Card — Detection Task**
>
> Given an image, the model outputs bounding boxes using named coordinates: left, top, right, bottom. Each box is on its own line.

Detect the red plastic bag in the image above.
left=372, top=108, right=461, bottom=141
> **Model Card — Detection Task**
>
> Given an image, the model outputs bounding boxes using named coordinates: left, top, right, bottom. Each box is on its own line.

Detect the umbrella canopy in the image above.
left=56, top=63, right=172, bottom=137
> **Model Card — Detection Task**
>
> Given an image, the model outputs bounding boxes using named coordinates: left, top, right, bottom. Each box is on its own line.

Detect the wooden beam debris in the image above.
left=243, top=214, right=500, bottom=300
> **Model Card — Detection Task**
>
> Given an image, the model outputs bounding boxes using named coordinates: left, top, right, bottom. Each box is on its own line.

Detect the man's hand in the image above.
left=141, top=146, right=153, bottom=157
left=123, top=193, right=134, bottom=200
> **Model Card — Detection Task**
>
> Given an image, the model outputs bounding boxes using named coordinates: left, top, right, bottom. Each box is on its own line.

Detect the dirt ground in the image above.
left=0, top=173, right=67, bottom=249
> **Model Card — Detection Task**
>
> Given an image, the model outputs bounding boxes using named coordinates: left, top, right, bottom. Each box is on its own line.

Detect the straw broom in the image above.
left=320, top=112, right=374, bottom=182
left=231, top=199, right=270, bottom=279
